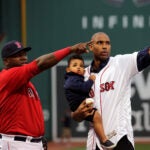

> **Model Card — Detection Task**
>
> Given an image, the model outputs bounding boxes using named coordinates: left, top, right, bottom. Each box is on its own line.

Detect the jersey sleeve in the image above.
left=114, top=52, right=139, bottom=78
left=137, top=46, right=150, bottom=71
left=1, top=60, right=40, bottom=92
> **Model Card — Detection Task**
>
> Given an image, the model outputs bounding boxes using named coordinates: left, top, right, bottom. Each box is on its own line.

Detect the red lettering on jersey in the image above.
left=27, top=88, right=35, bottom=98
left=100, top=83, right=105, bottom=92
left=100, top=81, right=115, bottom=92
left=109, top=81, right=115, bottom=90
left=89, top=89, right=95, bottom=98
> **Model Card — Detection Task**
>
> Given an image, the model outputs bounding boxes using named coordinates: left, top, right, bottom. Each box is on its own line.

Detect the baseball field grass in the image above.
left=70, top=144, right=150, bottom=150
left=48, top=141, right=150, bottom=150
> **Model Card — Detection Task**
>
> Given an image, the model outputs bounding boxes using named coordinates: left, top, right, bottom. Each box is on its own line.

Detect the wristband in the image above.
left=53, top=47, right=71, bottom=61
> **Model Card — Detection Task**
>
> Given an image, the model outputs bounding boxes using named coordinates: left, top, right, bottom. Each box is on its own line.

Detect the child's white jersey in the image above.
left=84, top=52, right=139, bottom=150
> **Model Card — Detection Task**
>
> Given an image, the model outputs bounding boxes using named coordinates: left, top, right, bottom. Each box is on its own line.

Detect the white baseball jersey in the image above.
left=85, top=52, right=139, bottom=150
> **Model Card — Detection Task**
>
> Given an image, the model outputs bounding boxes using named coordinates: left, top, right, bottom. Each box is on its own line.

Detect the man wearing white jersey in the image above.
left=72, top=32, right=150, bottom=150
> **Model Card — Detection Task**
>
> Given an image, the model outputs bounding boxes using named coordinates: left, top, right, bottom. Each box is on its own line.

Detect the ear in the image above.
left=3, top=58, right=9, bottom=66
left=66, top=67, right=70, bottom=72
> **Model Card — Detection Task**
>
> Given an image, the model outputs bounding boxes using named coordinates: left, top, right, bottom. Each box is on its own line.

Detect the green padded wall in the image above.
left=1, top=0, right=150, bottom=141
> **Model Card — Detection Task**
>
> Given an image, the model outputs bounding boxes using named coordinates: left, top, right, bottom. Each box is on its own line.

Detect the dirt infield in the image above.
left=48, top=141, right=86, bottom=150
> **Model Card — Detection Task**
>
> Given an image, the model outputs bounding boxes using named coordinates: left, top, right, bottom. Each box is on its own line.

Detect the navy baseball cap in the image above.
left=1, top=40, right=31, bottom=58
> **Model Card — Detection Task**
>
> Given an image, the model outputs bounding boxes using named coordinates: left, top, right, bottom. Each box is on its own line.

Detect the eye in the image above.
left=96, top=41, right=103, bottom=45
left=96, top=41, right=110, bottom=45
left=106, top=41, right=110, bottom=45
left=73, top=64, right=77, bottom=67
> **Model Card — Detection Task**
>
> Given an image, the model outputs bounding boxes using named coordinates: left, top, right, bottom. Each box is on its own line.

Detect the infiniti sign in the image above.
left=103, top=0, right=150, bottom=7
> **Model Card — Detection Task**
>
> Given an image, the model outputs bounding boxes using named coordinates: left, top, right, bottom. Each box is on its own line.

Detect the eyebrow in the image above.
left=96, top=40, right=110, bottom=43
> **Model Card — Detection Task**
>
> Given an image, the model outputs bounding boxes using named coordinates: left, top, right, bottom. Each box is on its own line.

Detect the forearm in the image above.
left=35, top=42, right=89, bottom=71
left=71, top=111, right=84, bottom=122
left=36, top=47, right=71, bottom=71
left=71, top=99, right=94, bottom=122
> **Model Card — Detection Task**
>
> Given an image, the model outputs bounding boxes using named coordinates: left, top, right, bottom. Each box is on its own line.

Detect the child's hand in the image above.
left=89, top=74, right=96, bottom=81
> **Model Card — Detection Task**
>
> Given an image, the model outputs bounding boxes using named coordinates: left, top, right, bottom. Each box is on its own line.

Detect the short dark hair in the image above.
left=67, top=54, right=84, bottom=67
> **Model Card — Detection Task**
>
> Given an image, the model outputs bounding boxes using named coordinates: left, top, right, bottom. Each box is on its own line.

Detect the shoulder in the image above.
left=111, top=52, right=137, bottom=59
left=0, top=61, right=40, bottom=81
left=64, top=72, right=84, bottom=85
left=109, top=52, right=138, bottom=75
left=109, top=52, right=138, bottom=65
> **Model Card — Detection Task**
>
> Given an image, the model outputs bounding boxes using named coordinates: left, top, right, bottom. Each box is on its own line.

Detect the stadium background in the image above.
left=0, top=0, right=150, bottom=146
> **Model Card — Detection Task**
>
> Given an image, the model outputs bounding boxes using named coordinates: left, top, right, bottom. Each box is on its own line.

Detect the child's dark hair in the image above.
left=67, top=54, right=84, bottom=67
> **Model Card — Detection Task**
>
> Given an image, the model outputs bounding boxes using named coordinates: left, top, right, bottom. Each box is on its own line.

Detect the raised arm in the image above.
left=137, top=47, right=150, bottom=71
left=35, top=42, right=89, bottom=71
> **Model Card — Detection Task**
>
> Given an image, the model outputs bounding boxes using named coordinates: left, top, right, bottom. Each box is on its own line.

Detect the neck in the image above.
left=93, top=59, right=101, bottom=70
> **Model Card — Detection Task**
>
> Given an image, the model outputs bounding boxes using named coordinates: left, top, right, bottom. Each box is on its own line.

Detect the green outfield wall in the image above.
left=0, top=0, right=150, bottom=141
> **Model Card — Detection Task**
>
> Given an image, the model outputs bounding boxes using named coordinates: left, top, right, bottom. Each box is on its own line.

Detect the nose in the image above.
left=20, top=54, right=27, bottom=59
left=20, top=54, right=28, bottom=62
left=102, top=45, right=106, bottom=50
left=102, top=43, right=108, bottom=49
left=77, top=66, right=82, bottom=71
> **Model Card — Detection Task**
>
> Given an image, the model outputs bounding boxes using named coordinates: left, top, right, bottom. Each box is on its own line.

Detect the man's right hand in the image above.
left=70, top=41, right=93, bottom=54
left=71, top=99, right=94, bottom=122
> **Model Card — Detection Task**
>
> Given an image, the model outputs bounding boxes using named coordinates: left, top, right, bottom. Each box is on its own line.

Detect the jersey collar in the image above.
left=90, top=58, right=110, bottom=73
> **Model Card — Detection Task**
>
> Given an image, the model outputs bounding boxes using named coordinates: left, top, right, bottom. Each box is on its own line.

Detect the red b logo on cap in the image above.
left=15, top=42, right=22, bottom=48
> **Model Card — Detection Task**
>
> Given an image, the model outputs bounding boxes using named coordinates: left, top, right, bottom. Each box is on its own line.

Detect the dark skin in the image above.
left=89, top=32, right=111, bottom=70
left=3, top=42, right=91, bottom=70
left=72, top=32, right=150, bottom=121
left=71, top=100, right=94, bottom=122
left=72, top=32, right=111, bottom=121
left=3, top=42, right=94, bottom=123
left=1, top=42, right=92, bottom=150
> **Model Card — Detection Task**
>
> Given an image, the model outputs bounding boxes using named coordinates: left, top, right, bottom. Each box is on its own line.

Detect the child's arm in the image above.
left=65, top=76, right=94, bottom=93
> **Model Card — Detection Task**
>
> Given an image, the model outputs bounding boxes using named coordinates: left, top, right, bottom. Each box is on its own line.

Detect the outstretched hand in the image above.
left=70, top=41, right=93, bottom=54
